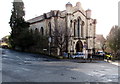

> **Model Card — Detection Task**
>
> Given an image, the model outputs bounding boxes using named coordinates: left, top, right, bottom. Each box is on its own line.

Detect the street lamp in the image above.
left=48, top=37, right=51, bottom=55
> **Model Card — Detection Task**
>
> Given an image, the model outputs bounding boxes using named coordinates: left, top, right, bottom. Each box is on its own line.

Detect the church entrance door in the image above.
left=76, top=40, right=83, bottom=52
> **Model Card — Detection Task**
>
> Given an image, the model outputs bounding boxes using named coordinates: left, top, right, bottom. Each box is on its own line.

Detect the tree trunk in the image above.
left=60, top=48, right=62, bottom=56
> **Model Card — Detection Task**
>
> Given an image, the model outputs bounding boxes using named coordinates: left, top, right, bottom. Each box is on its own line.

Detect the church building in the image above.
left=27, top=2, right=97, bottom=58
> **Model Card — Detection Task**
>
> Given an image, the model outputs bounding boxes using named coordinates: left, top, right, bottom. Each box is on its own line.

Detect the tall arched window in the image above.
left=48, top=22, right=51, bottom=36
left=70, top=20, right=72, bottom=27
left=35, top=28, right=39, bottom=34
left=41, top=27, right=44, bottom=36
left=77, top=19, right=81, bottom=37
left=30, top=29, right=33, bottom=33
left=74, top=21, right=76, bottom=37
left=81, top=21, right=84, bottom=37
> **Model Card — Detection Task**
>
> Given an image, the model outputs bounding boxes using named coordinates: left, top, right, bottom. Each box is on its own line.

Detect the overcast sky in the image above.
left=0, top=0, right=119, bottom=39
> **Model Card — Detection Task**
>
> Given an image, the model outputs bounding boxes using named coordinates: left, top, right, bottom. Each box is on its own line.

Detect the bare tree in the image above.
left=106, top=25, right=120, bottom=59
left=53, top=20, right=71, bottom=56
left=96, top=35, right=106, bottom=51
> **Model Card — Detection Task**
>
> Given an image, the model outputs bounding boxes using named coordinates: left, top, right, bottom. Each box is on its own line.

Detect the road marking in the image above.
left=16, top=56, right=23, bottom=61
left=111, top=62, right=119, bottom=66
left=104, top=60, right=119, bottom=66
left=21, top=68, right=30, bottom=71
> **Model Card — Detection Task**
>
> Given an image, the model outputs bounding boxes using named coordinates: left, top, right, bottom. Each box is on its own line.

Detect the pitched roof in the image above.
left=96, top=34, right=106, bottom=42
left=14, top=0, right=23, bottom=2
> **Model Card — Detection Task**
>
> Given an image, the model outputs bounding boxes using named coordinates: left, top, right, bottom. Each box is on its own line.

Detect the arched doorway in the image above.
left=76, top=40, right=83, bottom=52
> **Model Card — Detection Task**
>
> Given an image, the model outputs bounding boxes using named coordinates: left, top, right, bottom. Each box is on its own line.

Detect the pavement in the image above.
left=62, top=59, right=108, bottom=63
left=1, top=48, right=120, bottom=83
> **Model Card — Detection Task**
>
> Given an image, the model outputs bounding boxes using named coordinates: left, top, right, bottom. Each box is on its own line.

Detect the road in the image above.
left=1, top=48, right=119, bottom=83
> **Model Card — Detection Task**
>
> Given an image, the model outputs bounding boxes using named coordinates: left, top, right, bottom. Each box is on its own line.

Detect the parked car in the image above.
left=63, top=52, right=68, bottom=58
left=1, top=45, right=8, bottom=49
left=71, top=52, right=85, bottom=59
left=95, top=51, right=105, bottom=56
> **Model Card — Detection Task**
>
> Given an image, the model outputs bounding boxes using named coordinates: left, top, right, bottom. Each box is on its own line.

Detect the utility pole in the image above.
left=48, top=37, right=51, bottom=55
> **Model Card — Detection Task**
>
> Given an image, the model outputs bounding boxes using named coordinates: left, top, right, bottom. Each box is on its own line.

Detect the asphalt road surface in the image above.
left=1, top=48, right=119, bottom=83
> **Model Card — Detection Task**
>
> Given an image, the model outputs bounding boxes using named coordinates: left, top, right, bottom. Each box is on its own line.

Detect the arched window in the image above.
left=35, top=28, right=39, bottom=34
left=77, top=19, right=81, bottom=37
left=81, top=21, right=84, bottom=37
left=41, top=27, right=44, bottom=35
left=48, top=22, right=51, bottom=36
left=70, top=20, right=72, bottom=27
left=30, top=29, right=33, bottom=33
left=74, top=21, right=76, bottom=37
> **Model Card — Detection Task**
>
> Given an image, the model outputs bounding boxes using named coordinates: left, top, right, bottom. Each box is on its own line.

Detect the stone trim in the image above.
left=72, top=10, right=86, bottom=18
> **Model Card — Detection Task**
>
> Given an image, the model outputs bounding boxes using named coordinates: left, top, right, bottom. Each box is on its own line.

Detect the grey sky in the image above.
left=0, top=0, right=119, bottom=39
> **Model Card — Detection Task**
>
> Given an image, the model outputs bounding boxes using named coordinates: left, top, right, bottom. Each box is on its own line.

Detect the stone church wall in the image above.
left=27, top=2, right=96, bottom=57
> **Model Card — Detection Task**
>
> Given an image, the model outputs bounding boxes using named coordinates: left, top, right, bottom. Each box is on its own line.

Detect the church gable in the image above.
left=73, top=11, right=86, bottom=22
left=72, top=10, right=86, bottom=18
left=27, top=2, right=97, bottom=56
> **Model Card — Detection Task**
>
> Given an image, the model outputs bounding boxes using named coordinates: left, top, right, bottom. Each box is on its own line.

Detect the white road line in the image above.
left=16, top=56, right=23, bottom=61
left=111, top=62, right=119, bottom=66
left=104, top=60, right=119, bottom=66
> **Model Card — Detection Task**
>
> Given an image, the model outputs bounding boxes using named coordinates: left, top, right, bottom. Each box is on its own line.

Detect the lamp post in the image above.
left=48, top=37, right=51, bottom=55
left=86, top=36, right=93, bottom=61
left=83, top=42, right=87, bottom=59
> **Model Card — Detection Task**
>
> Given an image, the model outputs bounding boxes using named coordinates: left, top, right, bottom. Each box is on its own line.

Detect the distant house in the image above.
left=95, top=34, right=106, bottom=52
